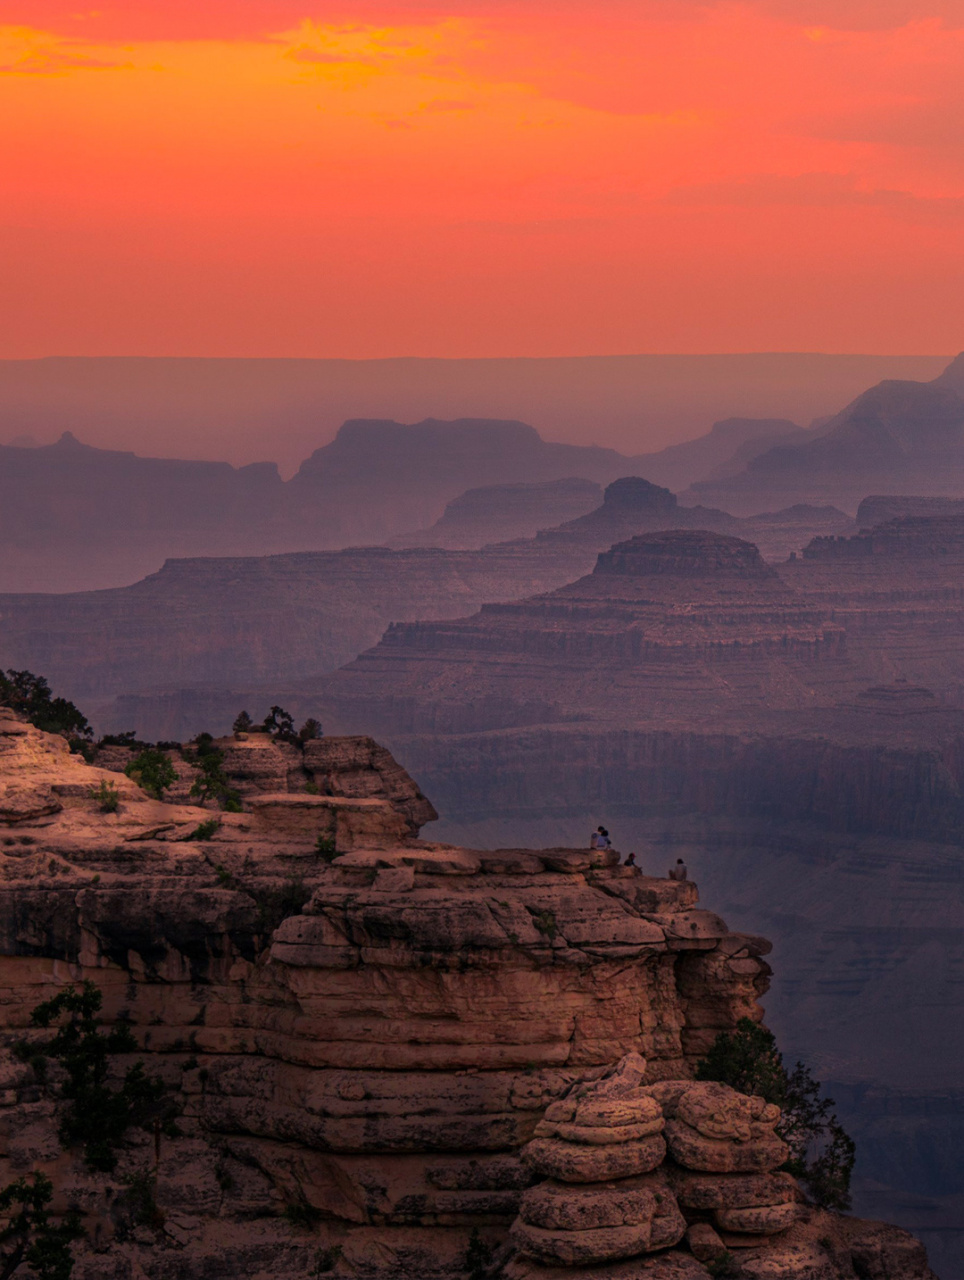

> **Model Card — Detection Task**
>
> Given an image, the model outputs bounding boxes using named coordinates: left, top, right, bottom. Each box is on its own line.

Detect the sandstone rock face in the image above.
left=509, top=1063, right=798, bottom=1275
left=0, top=722, right=936, bottom=1279
left=93, top=731, right=438, bottom=842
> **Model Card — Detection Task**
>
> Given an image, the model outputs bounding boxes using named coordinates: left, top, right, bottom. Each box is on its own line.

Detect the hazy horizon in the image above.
left=0, top=351, right=949, bottom=474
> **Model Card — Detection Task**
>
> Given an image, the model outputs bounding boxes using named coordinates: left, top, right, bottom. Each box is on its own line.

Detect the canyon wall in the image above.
left=1, top=716, right=932, bottom=1280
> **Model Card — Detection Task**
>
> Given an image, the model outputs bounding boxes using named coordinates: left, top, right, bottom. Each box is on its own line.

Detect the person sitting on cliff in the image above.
left=625, top=851, right=636, bottom=867
left=590, top=826, right=612, bottom=850
left=668, top=858, right=688, bottom=881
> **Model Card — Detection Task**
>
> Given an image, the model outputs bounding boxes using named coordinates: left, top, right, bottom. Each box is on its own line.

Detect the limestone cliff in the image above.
left=0, top=716, right=935, bottom=1279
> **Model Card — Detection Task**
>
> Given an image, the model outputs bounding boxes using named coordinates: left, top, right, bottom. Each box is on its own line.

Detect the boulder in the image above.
left=523, top=1135, right=667, bottom=1183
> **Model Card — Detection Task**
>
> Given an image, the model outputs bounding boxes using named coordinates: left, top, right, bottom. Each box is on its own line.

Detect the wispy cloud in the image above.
left=0, top=27, right=129, bottom=75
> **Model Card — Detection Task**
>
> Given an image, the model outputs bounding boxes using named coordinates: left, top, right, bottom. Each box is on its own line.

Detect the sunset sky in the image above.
left=3, top=1, right=963, bottom=357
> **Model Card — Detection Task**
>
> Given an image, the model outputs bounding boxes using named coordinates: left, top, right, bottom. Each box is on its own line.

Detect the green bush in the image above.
left=0, top=1171, right=84, bottom=1280
left=315, top=834, right=336, bottom=860
left=89, top=780, right=120, bottom=814
left=696, top=1017, right=856, bottom=1210
left=125, top=748, right=177, bottom=801
left=190, top=818, right=221, bottom=842
left=25, top=981, right=165, bottom=1172
left=531, top=909, right=557, bottom=940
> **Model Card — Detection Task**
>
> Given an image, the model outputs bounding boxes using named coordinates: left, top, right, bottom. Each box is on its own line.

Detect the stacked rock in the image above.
left=510, top=1054, right=687, bottom=1267
left=509, top=1059, right=800, bottom=1273
left=658, top=1080, right=799, bottom=1241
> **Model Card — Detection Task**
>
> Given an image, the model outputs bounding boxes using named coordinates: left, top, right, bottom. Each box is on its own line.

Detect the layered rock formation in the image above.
left=0, top=482, right=851, bottom=738
left=0, top=418, right=632, bottom=593
left=507, top=1059, right=804, bottom=1274
left=0, top=716, right=934, bottom=1280
left=302, top=520, right=964, bottom=1265
left=687, top=357, right=964, bottom=515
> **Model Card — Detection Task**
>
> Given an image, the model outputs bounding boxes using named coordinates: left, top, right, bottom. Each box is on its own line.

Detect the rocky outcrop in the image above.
left=507, top=1058, right=802, bottom=1273
left=0, top=716, right=933, bottom=1280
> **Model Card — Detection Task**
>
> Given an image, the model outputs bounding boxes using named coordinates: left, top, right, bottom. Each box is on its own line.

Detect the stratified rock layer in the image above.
left=0, top=718, right=936, bottom=1280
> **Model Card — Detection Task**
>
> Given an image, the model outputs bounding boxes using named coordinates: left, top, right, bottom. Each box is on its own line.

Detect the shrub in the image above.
left=315, top=834, right=336, bottom=860
left=531, top=909, right=557, bottom=940
left=0, top=1171, right=84, bottom=1280
left=186, top=735, right=242, bottom=812
left=89, top=780, right=120, bottom=814
left=26, top=980, right=165, bottom=1172
left=189, top=818, right=221, bottom=841
left=125, top=748, right=177, bottom=801
left=696, top=1017, right=856, bottom=1210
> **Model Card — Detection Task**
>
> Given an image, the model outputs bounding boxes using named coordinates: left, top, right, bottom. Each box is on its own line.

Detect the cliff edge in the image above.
left=0, top=716, right=935, bottom=1280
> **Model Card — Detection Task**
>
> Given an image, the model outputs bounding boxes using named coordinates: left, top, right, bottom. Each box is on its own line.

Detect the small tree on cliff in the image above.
left=185, top=733, right=242, bottom=812
left=262, top=705, right=297, bottom=744
left=696, top=1018, right=855, bottom=1210
left=232, top=710, right=254, bottom=735
left=124, top=747, right=177, bottom=801
left=0, top=670, right=92, bottom=755
left=0, top=1171, right=84, bottom=1280
left=298, top=718, right=322, bottom=744
left=23, top=982, right=164, bottom=1173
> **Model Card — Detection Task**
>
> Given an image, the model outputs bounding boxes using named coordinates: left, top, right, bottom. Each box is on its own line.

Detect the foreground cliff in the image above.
left=0, top=716, right=935, bottom=1279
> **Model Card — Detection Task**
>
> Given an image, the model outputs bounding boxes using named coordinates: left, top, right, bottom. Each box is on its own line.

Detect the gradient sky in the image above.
left=2, top=2, right=963, bottom=357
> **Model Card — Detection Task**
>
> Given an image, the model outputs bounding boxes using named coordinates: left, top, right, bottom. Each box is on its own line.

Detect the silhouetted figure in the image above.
left=625, top=852, right=636, bottom=867
left=668, top=858, right=688, bottom=881
left=590, top=825, right=612, bottom=850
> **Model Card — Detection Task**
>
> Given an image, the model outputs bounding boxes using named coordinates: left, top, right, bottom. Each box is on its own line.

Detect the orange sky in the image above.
left=2, top=2, right=963, bottom=357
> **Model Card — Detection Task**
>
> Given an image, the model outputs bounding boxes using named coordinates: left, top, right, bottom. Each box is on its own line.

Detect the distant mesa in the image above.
left=595, top=529, right=776, bottom=578
left=686, top=354, right=964, bottom=514
left=855, top=494, right=964, bottom=528
left=597, top=475, right=678, bottom=515
left=803, top=512, right=964, bottom=559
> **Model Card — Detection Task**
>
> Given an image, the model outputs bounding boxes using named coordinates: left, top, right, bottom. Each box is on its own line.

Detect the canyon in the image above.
left=295, top=517, right=964, bottom=1277
left=5, top=354, right=958, bottom=595
left=0, top=714, right=936, bottom=1280
left=0, top=478, right=852, bottom=734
